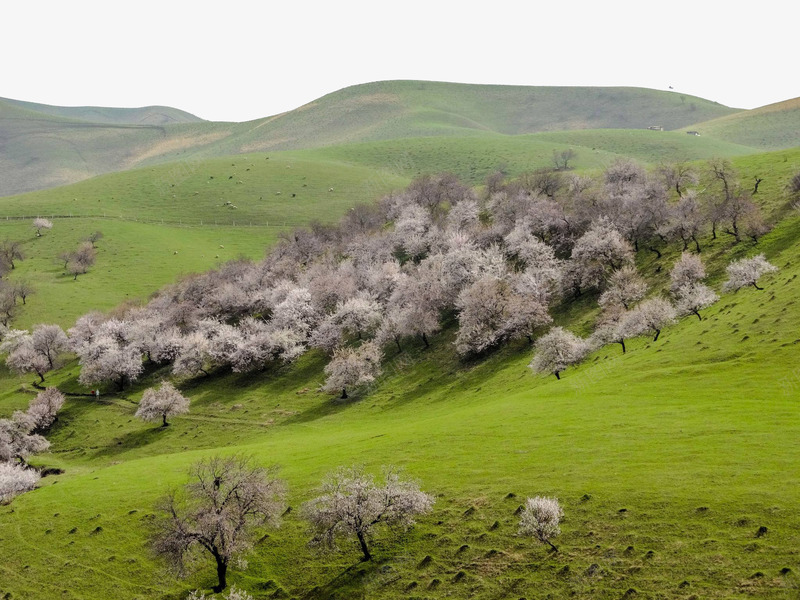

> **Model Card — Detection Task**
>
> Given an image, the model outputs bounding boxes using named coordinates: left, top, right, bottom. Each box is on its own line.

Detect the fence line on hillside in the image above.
left=0, top=213, right=309, bottom=229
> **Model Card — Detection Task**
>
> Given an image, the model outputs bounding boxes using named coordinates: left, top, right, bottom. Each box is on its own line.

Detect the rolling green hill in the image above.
left=1, top=150, right=799, bottom=599
left=2, top=139, right=795, bottom=332
left=2, top=80, right=800, bottom=599
left=0, top=81, right=744, bottom=197
left=0, top=152, right=408, bottom=329
left=0, top=97, right=204, bottom=125
left=297, top=130, right=758, bottom=184
left=681, top=97, right=800, bottom=150
left=228, top=81, right=741, bottom=149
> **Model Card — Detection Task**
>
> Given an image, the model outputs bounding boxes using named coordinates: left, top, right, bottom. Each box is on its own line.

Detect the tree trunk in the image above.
left=38, top=371, right=45, bottom=383
left=421, top=332, right=429, bottom=348
left=693, top=310, right=703, bottom=321
left=546, top=539, right=559, bottom=552
left=118, top=375, right=125, bottom=391
left=162, top=413, right=169, bottom=427
left=653, top=329, right=661, bottom=342
left=752, top=282, right=764, bottom=291
left=554, top=371, right=561, bottom=380
left=394, top=338, right=402, bottom=353
left=692, top=236, right=701, bottom=253
left=619, top=339, right=626, bottom=353
left=341, top=388, right=348, bottom=399
left=213, top=557, right=228, bottom=593
left=356, top=530, right=372, bottom=561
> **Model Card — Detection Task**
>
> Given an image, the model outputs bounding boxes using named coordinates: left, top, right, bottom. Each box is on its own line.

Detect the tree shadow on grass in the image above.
left=300, top=561, right=375, bottom=600
left=283, top=394, right=359, bottom=426
left=91, top=425, right=169, bottom=459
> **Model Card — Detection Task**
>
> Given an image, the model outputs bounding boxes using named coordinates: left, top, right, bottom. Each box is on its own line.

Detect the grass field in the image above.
left=0, top=154, right=408, bottom=329
left=682, top=98, right=800, bottom=150
left=1, top=81, right=744, bottom=196
left=298, top=130, right=759, bottom=185
left=0, top=142, right=799, bottom=598
left=1, top=212, right=799, bottom=599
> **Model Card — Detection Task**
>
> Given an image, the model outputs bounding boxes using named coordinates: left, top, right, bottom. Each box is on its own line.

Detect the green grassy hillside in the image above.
left=1, top=215, right=799, bottom=600
left=0, top=99, right=240, bottom=196
left=1, top=148, right=800, bottom=599
left=681, top=97, right=800, bottom=150
left=0, top=81, right=744, bottom=196
left=228, top=81, right=740, bottom=152
left=299, top=130, right=757, bottom=184
left=0, top=153, right=408, bottom=328
left=0, top=97, right=204, bottom=125
left=3, top=139, right=796, bottom=333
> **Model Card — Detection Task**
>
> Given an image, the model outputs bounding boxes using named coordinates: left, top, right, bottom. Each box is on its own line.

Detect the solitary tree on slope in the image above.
left=302, top=465, right=434, bottom=562
left=152, top=455, right=286, bottom=593
left=519, top=496, right=564, bottom=552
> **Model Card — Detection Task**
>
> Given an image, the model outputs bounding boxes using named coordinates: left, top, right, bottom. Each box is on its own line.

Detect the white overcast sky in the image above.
left=3, top=0, right=795, bottom=122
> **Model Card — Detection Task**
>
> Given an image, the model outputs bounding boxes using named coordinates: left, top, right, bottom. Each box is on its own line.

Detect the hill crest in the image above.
left=0, top=80, right=781, bottom=197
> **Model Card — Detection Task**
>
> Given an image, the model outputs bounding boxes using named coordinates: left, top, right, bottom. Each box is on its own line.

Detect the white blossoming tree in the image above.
left=322, top=342, right=382, bottom=399
left=519, top=496, right=564, bottom=552
left=302, top=465, right=435, bottom=562
left=723, top=254, right=778, bottom=291
left=135, top=381, right=190, bottom=427
left=529, top=327, right=589, bottom=380
left=152, top=456, right=286, bottom=593
left=0, top=462, right=41, bottom=504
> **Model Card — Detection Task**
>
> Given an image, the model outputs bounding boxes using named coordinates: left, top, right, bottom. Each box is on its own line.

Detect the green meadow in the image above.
left=1, top=100, right=800, bottom=599
left=2, top=210, right=799, bottom=599
left=1, top=81, right=744, bottom=197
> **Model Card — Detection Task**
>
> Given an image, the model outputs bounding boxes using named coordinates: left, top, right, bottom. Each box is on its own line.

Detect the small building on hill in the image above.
left=647, top=125, right=664, bottom=131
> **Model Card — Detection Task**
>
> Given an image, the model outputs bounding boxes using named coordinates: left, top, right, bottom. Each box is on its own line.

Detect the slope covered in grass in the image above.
left=1, top=147, right=800, bottom=599
left=1, top=81, right=743, bottom=196
left=681, top=97, right=800, bottom=150
left=300, top=130, right=758, bottom=184
left=0, top=100, right=236, bottom=197
left=0, top=97, right=204, bottom=125
left=1, top=214, right=799, bottom=599
left=0, top=153, right=408, bottom=328
left=234, top=80, right=739, bottom=148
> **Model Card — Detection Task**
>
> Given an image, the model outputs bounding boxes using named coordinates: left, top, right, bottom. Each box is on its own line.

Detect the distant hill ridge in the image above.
left=0, top=96, right=204, bottom=125
left=1, top=80, right=798, bottom=197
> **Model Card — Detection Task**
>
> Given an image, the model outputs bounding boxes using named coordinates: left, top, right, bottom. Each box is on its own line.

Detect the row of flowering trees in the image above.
left=0, top=161, right=781, bottom=398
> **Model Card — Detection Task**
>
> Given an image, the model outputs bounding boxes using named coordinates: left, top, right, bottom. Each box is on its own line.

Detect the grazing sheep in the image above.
left=173, top=251, right=178, bottom=255
left=219, top=245, right=225, bottom=249
left=328, top=187, right=334, bottom=192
